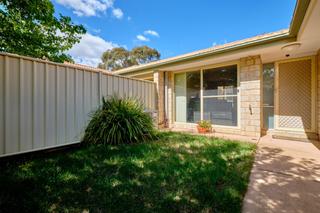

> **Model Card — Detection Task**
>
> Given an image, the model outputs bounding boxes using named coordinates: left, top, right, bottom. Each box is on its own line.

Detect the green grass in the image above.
left=0, top=132, right=256, bottom=213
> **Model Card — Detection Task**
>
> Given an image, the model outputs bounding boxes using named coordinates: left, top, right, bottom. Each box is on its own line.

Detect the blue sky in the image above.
left=53, top=0, right=296, bottom=67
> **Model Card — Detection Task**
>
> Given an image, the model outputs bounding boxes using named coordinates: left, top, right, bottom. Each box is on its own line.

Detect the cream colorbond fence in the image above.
left=0, top=52, right=156, bottom=157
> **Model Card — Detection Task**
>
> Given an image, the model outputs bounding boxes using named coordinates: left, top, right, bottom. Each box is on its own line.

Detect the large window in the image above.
left=174, top=65, right=238, bottom=127
left=174, top=71, right=200, bottom=123
left=203, top=65, right=238, bottom=126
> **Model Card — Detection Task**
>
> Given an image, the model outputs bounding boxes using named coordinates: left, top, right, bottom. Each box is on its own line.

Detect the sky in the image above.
left=52, top=0, right=296, bottom=67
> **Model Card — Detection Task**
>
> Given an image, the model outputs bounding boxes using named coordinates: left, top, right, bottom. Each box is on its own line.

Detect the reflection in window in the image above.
left=263, top=63, right=275, bottom=129
left=203, top=65, right=238, bottom=126
left=203, top=97, right=237, bottom=126
left=203, top=65, right=237, bottom=96
left=186, top=71, right=200, bottom=122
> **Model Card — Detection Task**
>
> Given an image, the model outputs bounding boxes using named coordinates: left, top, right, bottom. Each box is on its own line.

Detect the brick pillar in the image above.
left=153, top=71, right=165, bottom=128
left=240, top=56, right=262, bottom=137
left=317, top=50, right=320, bottom=137
left=167, top=72, right=174, bottom=128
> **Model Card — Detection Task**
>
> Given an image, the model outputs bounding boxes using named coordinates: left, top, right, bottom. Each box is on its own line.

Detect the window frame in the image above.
left=173, top=60, right=240, bottom=129
left=262, top=63, right=275, bottom=131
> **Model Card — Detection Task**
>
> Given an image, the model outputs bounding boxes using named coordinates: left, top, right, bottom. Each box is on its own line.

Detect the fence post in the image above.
left=98, top=71, right=102, bottom=105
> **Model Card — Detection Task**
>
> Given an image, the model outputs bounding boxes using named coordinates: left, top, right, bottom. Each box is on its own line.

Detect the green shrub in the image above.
left=197, top=120, right=212, bottom=129
left=83, top=96, right=157, bottom=145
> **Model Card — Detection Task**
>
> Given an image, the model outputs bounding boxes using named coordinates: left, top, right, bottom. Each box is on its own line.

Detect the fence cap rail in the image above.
left=0, top=51, right=156, bottom=84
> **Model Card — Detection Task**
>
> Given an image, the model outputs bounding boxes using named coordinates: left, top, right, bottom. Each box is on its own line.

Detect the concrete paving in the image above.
left=242, top=135, right=320, bottom=213
left=168, top=128, right=260, bottom=144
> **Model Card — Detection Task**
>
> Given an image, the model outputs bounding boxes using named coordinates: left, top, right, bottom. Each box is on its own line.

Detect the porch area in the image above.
left=243, top=135, right=320, bottom=212
left=153, top=52, right=320, bottom=141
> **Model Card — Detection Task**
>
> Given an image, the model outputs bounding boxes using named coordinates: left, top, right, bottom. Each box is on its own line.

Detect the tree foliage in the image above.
left=98, top=47, right=133, bottom=71
left=131, top=46, right=161, bottom=65
left=98, top=45, right=160, bottom=71
left=0, top=0, right=86, bottom=62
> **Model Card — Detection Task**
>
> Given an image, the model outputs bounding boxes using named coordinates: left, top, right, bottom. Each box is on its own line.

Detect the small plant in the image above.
left=197, top=120, right=212, bottom=133
left=83, top=95, right=157, bottom=145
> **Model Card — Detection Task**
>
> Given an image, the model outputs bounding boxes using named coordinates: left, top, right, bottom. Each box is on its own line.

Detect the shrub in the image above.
left=83, top=96, right=157, bottom=145
left=197, top=120, right=212, bottom=129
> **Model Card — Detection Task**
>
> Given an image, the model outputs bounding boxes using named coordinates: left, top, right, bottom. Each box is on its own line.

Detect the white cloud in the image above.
left=136, top=35, right=150, bottom=42
left=112, top=8, right=123, bottom=19
left=212, top=40, right=228, bottom=47
left=56, top=0, right=120, bottom=17
left=144, top=30, right=159, bottom=37
left=68, top=33, right=118, bottom=67
left=92, top=28, right=101, bottom=33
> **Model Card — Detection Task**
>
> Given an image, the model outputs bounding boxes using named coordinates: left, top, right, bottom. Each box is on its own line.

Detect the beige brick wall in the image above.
left=173, top=122, right=242, bottom=135
left=153, top=71, right=165, bottom=128
left=153, top=71, right=174, bottom=128
left=167, top=72, right=174, bottom=128
left=240, top=56, right=262, bottom=137
left=317, top=50, right=320, bottom=136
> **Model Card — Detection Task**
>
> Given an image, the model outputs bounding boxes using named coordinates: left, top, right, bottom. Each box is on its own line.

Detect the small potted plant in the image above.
left=197, top=120, right=212, bottom=133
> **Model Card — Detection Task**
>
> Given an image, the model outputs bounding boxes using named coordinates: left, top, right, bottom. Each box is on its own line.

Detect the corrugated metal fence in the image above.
left=0, top=52, right=156, bottom=157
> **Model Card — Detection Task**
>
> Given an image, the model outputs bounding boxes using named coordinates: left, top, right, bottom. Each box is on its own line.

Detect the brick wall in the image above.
left=167, top=72, right=174, bottom=128
left=317, top=50, right=320, bottom=136
left=153, top=71, right=164, bottom=128
left=154, top=71, right=174, bottom=128
left=240, top=56, right=262, bottom=137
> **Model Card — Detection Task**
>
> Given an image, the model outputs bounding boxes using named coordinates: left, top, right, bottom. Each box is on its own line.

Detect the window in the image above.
left=203, top=65, right=237, bottom=96
left=203, top=65, right=238, bottom=126
left=174, top=64, right=238, bottom=127
left=174, top=71, right=200, bottom=123
left=263, top=63, right=275, bottom=129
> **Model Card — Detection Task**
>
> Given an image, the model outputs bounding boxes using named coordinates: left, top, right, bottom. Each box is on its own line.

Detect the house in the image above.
left=115, top=0, right=320, bottom=140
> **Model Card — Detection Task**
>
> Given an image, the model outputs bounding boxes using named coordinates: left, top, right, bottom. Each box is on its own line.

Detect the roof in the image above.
left=115, top=29, right=289, bottom=74
left=114, top=0, right=311, bottom=75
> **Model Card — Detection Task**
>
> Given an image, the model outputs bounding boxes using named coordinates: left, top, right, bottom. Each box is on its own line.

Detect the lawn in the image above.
left=0, top=132, right=256, bottom=213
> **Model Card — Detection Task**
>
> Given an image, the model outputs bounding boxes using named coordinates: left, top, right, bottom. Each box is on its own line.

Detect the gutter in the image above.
left=288, top=0, right=311, bottom=37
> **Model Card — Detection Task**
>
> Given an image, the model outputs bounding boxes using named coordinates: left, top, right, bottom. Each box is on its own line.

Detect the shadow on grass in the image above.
left=0, top=132, right=256, bottom=213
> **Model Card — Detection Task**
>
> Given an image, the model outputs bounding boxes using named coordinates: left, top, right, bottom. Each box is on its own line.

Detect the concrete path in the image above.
left=243, top=136, right=320, bottom=213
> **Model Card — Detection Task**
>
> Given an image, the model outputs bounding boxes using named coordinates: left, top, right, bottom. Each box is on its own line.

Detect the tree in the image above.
left=0, top=0, right=86, bottom=63
left=99, top=46, right=160, bottom=71
left=98, top=47, right=134, bottom=71
left=131, top=46, right=160, bottom=65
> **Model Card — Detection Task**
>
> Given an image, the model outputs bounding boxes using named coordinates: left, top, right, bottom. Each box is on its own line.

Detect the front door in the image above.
left=275, top=57, right=316, bottom=133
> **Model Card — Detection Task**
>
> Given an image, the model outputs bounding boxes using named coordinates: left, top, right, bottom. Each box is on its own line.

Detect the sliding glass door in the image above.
left=174, top=73, right=187, bottom=122
left=174, top=64, right=238, bottom=127
left=203, top=65, right=238, bottom=126
left=174, top=71, right=200, bottom=123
